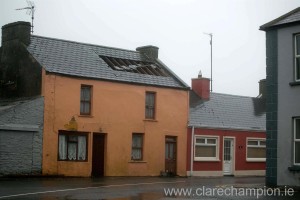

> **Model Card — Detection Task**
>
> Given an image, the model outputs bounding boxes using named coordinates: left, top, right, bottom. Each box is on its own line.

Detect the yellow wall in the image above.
left=42, top=71, right=189, bottom=177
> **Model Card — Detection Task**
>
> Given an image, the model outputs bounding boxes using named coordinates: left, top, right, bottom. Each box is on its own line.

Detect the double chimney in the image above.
left=191, top=72, right=265, bottom=100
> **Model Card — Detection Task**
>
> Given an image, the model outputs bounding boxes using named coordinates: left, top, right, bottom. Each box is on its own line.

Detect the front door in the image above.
left=223, top=138, right=234, bottom=175
left=92, top=134, right=105, bottom=177
left=165, top=136, right=177, bottom=176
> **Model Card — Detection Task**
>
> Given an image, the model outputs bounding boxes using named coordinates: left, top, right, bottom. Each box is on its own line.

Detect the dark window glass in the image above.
left=131, top=134, right=143, bottom=160
left=80, top=85, right=92, bottom=115
left=296, top=35, right=300, bottom=55
left=145, top=92, right=155, bottom=119
left=295, top=142, right=300, bottom=164
left=296, top=57, right=300, bottom=80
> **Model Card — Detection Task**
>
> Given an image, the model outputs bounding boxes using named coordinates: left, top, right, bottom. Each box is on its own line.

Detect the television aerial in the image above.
left=16, top=0, right=35, bottom=33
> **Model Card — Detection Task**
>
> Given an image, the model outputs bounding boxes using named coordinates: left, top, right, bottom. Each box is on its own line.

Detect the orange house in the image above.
left=1, top=22, right=189, bottom=177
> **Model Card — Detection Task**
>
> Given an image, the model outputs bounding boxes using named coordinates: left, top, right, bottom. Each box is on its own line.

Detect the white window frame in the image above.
left=194, top=135, right=219, bottom=161
left=294, top=117, right=300, bottom=165
left=246, top=138, right=266, bottom=162
left=294, top=34, right=300, bottom=82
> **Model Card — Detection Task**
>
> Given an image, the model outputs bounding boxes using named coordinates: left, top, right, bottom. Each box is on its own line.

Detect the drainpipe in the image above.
left=190, top=126, right=194, bottom=176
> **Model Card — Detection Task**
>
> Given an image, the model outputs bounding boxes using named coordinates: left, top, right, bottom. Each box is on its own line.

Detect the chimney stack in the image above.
left=191, top=72, right=210, bottom=100
left=259, top=79, right=266, bottom=98
left=136, top=45, right=159, bottom=61
left=1, top=21, right=31, bottom=46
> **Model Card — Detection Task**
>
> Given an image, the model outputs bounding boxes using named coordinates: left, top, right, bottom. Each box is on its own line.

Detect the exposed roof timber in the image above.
left=99, top=55, right=170, bottom=77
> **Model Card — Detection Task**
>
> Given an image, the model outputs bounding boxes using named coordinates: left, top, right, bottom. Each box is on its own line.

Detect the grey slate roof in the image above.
left=27, top=35, right=188, bottom=89
left=0, top=97, right=44, bottom=130
left=260, top=7, right=300, bottom=30
left=189, top=91, right=266, bottom=131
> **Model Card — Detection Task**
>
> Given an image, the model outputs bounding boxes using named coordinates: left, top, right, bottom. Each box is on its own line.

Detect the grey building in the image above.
left=0, top=22, right=44, bottom=176
left=0, top=97, right=44, bottom=176
left=260, top=7, right=300, bottom=186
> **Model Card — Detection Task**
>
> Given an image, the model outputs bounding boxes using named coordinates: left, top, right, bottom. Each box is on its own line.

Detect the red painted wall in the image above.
left=187, top=128, right=265, bottom=172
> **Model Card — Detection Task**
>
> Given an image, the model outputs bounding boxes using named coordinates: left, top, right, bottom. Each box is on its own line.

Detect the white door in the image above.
left=223, top=138, right=234, bottom=175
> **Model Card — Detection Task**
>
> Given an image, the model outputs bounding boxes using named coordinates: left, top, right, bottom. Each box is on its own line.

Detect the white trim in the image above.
left=190, top=126, right=194, bottom=176
left=294, top=34, right=300, bottom=82
left=246, top=137, right=266, bottom=162
left=223, top=137, right=235, bottom=175
left=194, top=135, right=219, bottom=161
left=234, top=170, right=265, bottom=177
left=186, top=170, right=223, bottom=177
left=188, top=125, right=265, bottom=132
left=293, top=117, right=300, bottom=165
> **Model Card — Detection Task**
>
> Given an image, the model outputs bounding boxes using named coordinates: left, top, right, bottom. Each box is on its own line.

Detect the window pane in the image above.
left=145, top=92, right=155, bottom=119
left=248, top=140, right=258, bottom=146
left=168, top=143, right=174, bottom=159
left=78, top=136, right=86, bottom=160
left=296, top=119, right=300, bottom=139
left=248, top=147, right=266, bottom=158
left=81, top=87, right=91, bottom=101
left=296, top=57, right=300, bottom=80
left=295, top=142, right=300, bottom=164
left=196, top=138, right=205, bottom=144
left=68, top=143, right=77, bottom=160
left=132, top=149, right=142, bottom=160
left=207, top=139, right=216, bottom=144
left=296, top=35, right=300, bottom=55
left=58, top=135, right=67, bottom=160
left=80, top=86, right=91, bottom=115
left=195, top=145, right=216, bottom=157
left=260, top=141, right=266, bottom=146
left=69, top=135, right=78, bottom=142
left=132, top=135, right=142, bottom=148
left=132, top=134, right=143, bottom=160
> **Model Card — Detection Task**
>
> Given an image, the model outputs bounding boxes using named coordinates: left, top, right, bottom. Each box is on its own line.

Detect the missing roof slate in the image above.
left=100, top=55, right=169, bottom=77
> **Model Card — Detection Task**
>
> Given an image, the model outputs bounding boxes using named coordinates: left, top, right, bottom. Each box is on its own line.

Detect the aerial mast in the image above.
left=204, top=32, right=213, bottom=92
left=16, top=0, right=35, bottom=33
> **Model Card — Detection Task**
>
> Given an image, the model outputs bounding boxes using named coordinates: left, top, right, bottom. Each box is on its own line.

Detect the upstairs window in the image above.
left=295, top=34, right=300, bottom=81
left=246, top=138, right=266, bottom=162
left=80, top=85, right=92, bottom=115
left=131, top=133, right=144, bottom=161
left=145, top=92, right=156, bottom=119
left=294, top=118, right=300, bottom=165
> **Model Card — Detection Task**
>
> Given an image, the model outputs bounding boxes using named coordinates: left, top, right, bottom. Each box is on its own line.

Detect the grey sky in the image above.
left=1, top=0, right=300, bottom=97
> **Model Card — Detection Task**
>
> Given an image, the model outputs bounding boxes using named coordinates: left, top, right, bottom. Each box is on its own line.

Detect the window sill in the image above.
left=194, top=159, right=220, bottom=162
left=246, top=158, right=266, bottom=162
left=289, top=81, right=300, bottom=86
left=143, top=119, right=158, bottom=122
left=288, top=166, right=300, bottom=172
left=78, top=115, right=94, bottom=118
left=58, top=160, right=88, bottom=162
left=128, top=160, right=147, bottom=163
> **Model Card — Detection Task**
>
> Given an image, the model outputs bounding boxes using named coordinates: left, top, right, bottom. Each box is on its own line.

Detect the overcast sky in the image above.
left=1, top=0, right=300, bottom=96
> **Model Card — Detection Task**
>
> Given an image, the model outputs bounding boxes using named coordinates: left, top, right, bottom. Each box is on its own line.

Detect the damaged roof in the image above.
left=27, top=35, right=188, bottom=89
left=189, top=91, right=266, bottom=131
left=260, top=7, right=300, bottom=30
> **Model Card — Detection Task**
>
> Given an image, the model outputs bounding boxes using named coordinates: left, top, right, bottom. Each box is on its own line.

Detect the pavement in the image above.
left=0, top=176, right=299, bottom=200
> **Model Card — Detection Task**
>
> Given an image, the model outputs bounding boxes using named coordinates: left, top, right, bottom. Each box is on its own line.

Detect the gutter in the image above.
left=190, top=126, right=194, bottom=177
left=188, top=125, right=266, bottom=132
